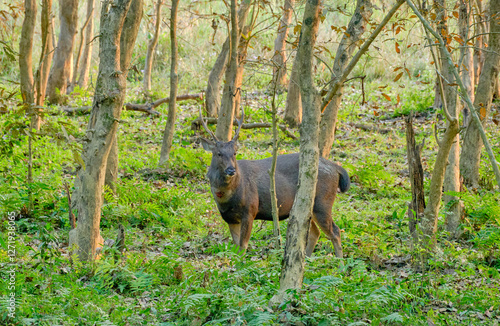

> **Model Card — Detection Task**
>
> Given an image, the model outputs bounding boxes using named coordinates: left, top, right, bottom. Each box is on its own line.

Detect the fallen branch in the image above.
left=64, top=93, right=204, bottom=115
left=349, top=123, right=392, bottom=134
left=124, top=93, right=204, bottom=113
left=191, top=117, right=298, bottom=140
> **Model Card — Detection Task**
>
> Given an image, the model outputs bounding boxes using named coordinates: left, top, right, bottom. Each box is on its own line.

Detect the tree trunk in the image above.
left=234, top=24, right=252, bottom=116
left=77, top=0, right=95, bottom=89
left=46, top=0, right=79, bottom=105
left=35, top=0, right=54, bottom=126
left=105, top=0, right=144, bottom=193
left=405, top=114, right=426, bottom=243
left=19, top=0, right=36, bottom=108
left=205, top=0, right=252, bottom=117
left=473, top=0, right=487, bottom=86
left=432, top=0, right=462, bottom=239
left=158, top=0, right=180, bottom=166
left=274, top=0, right=321, bottom=301
left=70, top=0, right=140, bottom=261
left=459, top=0, right=474, bottom=126
left=406, top=0, right=462, bottom=252
left=143, top=0, right=162, bottom=96
left=460, top=0, right=500, bottom=189
left=284, top=51, right=302, bottom=127
left=215, top=0, right=239, bottom=141
left=271, top=0, right=294, bottom=89
left=269, top=77, right=282, bottom=247
left=318, top=0, right=373, bottom=158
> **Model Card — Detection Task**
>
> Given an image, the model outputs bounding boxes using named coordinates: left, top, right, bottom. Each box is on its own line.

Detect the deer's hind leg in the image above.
left=306, top=220, right=321, bottom=257
left=312, top=208, right=343, bottom=258
left=228, top=223, right=241, bottom=246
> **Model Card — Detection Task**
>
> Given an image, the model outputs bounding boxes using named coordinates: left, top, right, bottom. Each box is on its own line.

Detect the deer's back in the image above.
left=237, top=153, right=342, bottom=221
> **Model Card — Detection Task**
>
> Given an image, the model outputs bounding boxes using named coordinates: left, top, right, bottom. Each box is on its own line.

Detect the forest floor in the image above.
left=1, top=83, right=500, bottom=325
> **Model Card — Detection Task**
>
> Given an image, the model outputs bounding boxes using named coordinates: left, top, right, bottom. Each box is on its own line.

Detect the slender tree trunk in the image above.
left=205, top=0, right=252, bottom=117
left=460, top=0, right=500, bottom=188
left=34, top=0, right=54, bottom=129
left=406, top=0, right=464, bottom=252
left=72, top=0, right=94, bottom=90
left=473, top=0, right=487, bottom=85
left=271, top=0, right=294, bottom=88
left=215, top=0, right=239, bottom=141
left=274, top=0, right=321, bottom=301
left=70, top=0, right=140, bottom=261
left=77, top=0, right=95, bottom=89
left=459, top=0, right=474, bottom=126
left=46, top=0, right=79, bottom=105
left=284, top=52, right=302, bottom=127
left=269, top=75, right=282, bottom=247
left=158, top=0, right=180, bottom=166
left=143, top=0, right=162, bottom=96
left=19, top=0, right=36, bottom=108
left=318, top=0, right=373, bottom=158
left=405, top=114, right=426, bottom=243
left=105, top=0, right=144, bottom=194
left=432, top=0, right=462, bottom=239
left=234, top=24, right=252, bottom=116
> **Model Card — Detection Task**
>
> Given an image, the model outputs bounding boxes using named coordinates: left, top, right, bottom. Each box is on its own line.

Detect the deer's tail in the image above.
left=338, top=166, right=350, bottom=193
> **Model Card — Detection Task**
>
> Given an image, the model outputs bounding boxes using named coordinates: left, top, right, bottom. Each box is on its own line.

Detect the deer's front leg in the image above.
left=228, top=223, right=241, bottom=245
left=238, top=212, right=255, bottom=254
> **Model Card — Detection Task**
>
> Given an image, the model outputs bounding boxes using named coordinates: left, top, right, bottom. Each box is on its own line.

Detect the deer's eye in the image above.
left=218, top=153, right=222, bottom=157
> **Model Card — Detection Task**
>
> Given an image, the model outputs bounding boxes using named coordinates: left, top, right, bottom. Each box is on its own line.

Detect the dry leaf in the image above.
left=382, top=93, right=391, bottom=101
left=394, top=72, right=403, bottom=82
left=395, top=42, right=400, bottom=54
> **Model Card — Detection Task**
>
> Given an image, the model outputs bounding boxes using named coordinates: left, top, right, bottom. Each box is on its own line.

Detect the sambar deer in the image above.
left=199, top=110, right=350, bottom=257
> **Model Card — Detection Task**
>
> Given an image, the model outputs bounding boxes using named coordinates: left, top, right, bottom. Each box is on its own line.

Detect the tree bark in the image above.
left=158, top=0, right=180, bottom=166
left=46, top=0, right=79, bottom=105
left=269, top=78, right=282, bottom=247
left=215, top=0, right=239, bottom=141
left=473, top=0, right=487, bottom=86
left=432, top=0, right=462, bottom=239
left=271, top=0, right=294, bottom=88
left=205, top=0, right=252, bottom=117
left=73, top=0, right=95, bottom=90
left=19, top=0, right=36, bottom=109
left=459, top=0, right=474, bottom=126
left=35, top=0, right=54, bottom=122
left=105, top=0, right=144, bottom=194
left=70, top=0, right=140, bottom=261
left=284, top=51, right=302, bottom=127
left=77, top=0, right=95, bottom=89
left=143, top=0, right=162, bottom=96
left=405, top=114, right=425, bottom=243
left=234, top=24, right=253, bottom=116
left=460, top=0, right=500, bottom=189
left=406, top=0, right=463, bottom=252
left=274, top=0, right=321, bottom=301
left=318, top=0, right=373, bottom=158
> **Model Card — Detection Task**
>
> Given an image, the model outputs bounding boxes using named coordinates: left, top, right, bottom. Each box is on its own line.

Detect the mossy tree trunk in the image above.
left=105, top=0, right=143, bottom=195
left=70, top=0, right=141, bottom=261
left=274, top=0, right=321, bottom=301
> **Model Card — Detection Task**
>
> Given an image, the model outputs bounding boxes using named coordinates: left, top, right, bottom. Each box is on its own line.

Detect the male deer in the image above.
left=199, top=110, right=350, bottom=258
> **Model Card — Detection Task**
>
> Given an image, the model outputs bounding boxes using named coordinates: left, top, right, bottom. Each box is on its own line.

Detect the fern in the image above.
left=182, top=293, right=213, bottom=313
left=247, top=311, right=276, bottom=326
left=380, top=312, right=404, bottom=323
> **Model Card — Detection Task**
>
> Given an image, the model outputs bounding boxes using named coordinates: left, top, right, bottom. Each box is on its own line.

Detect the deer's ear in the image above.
left=200, top=138, right=215, bottom=151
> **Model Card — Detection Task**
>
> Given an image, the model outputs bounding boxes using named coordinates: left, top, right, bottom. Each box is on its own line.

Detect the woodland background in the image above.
left=0, top=0, right=499, bottom=324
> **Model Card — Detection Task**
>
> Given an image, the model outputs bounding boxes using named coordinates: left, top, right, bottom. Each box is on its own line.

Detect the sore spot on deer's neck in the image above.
left=216, top=191, right=224, bottom=198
